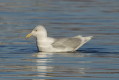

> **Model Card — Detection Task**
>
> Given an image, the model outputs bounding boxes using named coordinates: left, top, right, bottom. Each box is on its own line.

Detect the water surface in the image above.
left=0, top=0, right=119, bottom=80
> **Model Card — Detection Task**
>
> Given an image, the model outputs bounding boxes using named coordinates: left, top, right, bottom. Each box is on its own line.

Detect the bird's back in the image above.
left=52, top=38, right=81, bottom=49
left=52, top=35, right=93, bottom=52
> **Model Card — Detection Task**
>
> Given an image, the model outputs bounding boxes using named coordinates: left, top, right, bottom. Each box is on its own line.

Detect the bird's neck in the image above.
left=37, top=34, right=47, bottom=40
left=37, top=30, right=48, bottom=39
left=36, top=34, right=50, bottom=49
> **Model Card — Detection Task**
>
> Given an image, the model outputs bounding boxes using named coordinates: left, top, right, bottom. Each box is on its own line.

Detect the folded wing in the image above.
left=52, top=37, right=82, bottom=50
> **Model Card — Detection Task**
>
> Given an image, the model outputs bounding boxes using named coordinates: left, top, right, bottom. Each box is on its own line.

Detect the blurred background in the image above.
left=0, top=0, right=119, bottom=80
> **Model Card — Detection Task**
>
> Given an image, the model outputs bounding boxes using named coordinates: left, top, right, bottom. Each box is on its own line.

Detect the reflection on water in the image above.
left=0, top=0, right=119, bottom=80
left=1, top=52, right=119, bottom=80
left=33, top=52, right=119, bottom=80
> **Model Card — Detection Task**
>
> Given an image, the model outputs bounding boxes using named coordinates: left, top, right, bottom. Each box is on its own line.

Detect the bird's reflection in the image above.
left=33, top=52, right=89, bottom=80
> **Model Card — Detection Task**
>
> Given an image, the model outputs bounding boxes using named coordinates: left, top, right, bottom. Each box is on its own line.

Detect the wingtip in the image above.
left=89, top=36, right=93, bottom=39
left=84, top=36, right=93, bottom=42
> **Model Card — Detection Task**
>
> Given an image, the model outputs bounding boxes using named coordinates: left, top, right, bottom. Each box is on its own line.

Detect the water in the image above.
left=0, top=0, right=119, bottom=80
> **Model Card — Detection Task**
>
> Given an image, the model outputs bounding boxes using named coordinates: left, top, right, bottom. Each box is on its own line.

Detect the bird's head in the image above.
left=26, top=25, right=47, bottom=39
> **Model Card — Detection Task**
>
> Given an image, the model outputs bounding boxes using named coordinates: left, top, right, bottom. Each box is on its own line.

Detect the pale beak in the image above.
left=26, top=33, right=32, bottom=39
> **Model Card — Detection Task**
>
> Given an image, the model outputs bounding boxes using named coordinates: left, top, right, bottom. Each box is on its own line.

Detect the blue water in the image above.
left=0, top=0, right=119, bottom=80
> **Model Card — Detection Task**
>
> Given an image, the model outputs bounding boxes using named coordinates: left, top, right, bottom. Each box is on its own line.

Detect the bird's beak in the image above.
left=26, top=33, right=32, bottom=39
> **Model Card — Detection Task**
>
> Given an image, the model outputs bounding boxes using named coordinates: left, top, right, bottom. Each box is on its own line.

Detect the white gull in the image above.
left=26, top=25, right=93, bottom=52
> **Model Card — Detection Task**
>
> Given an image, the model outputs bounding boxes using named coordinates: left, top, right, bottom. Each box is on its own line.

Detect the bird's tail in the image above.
left=73, top=36, right=93, bottom=51
left=83, top=36, right=93, bottom=43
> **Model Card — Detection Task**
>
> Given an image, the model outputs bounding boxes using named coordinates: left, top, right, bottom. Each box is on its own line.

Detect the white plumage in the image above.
left=26, top=25, right=93, bottom=52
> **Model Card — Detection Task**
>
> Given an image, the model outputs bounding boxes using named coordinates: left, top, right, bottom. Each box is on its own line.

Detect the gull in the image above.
left=26, top=25, right=93, bottom=52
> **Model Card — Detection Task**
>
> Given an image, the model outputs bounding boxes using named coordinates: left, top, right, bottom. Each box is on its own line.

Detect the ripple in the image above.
left=0, top=0, right=119, bottom=80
